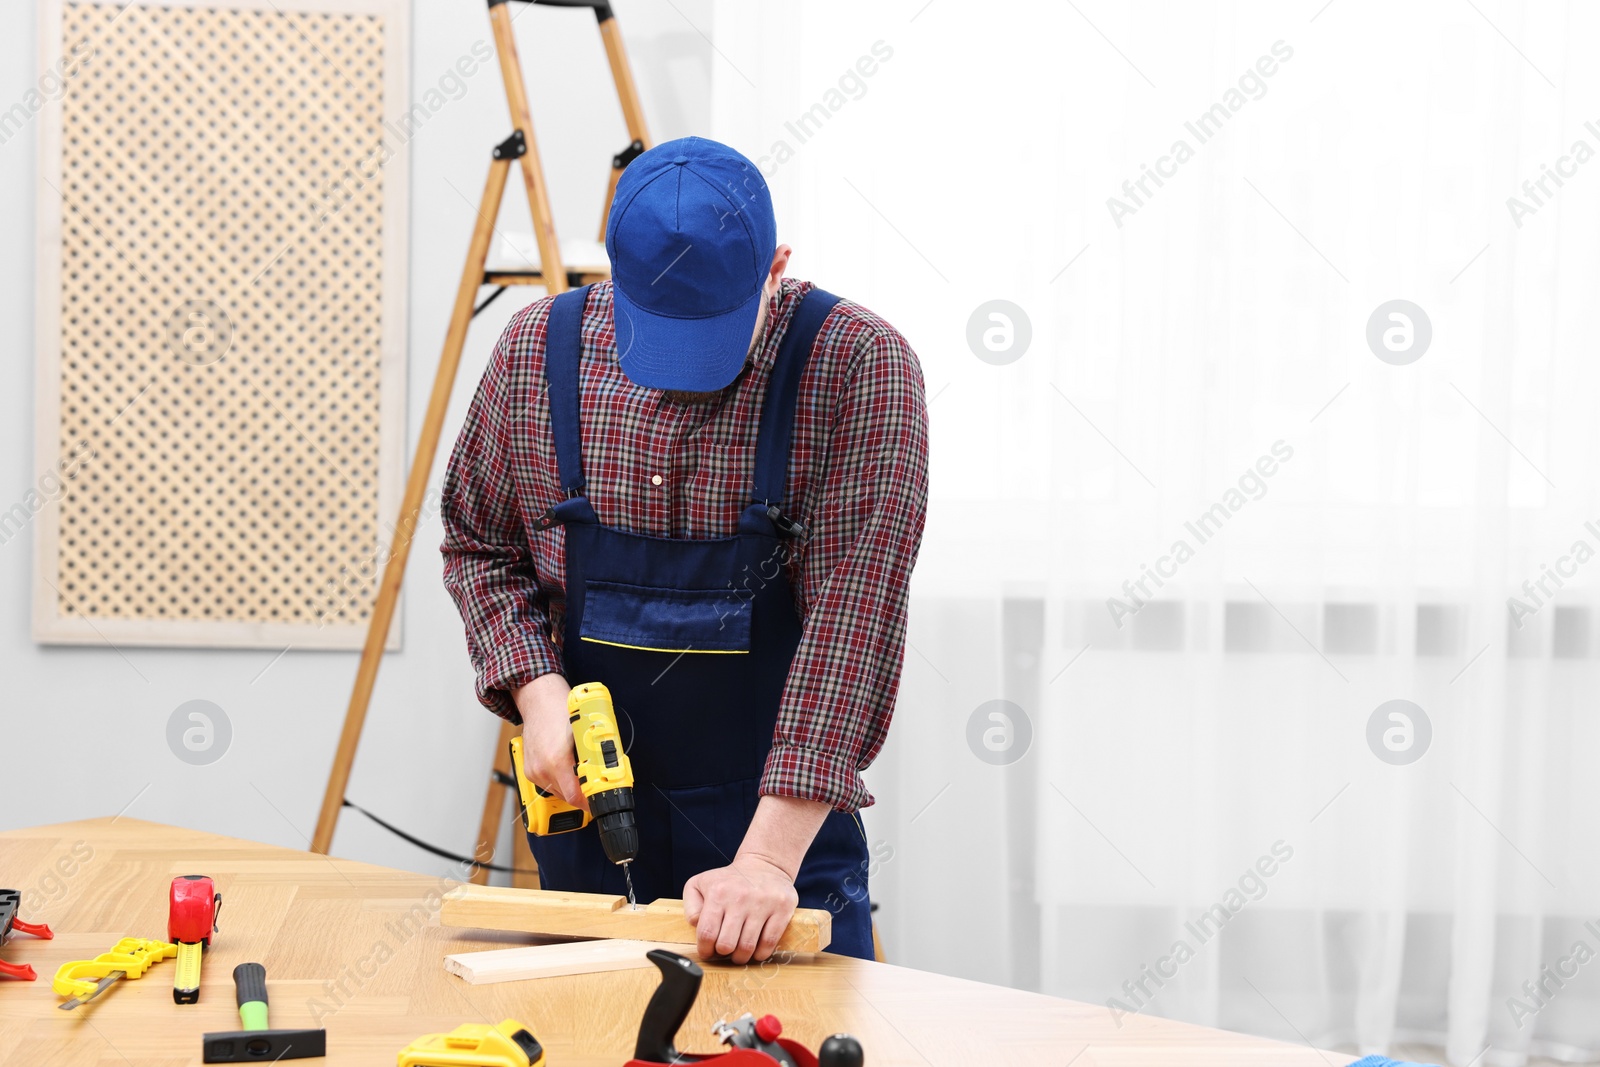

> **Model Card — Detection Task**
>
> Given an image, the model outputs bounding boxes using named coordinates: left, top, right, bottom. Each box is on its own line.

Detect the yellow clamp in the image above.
left=398, top=1019, right=546, bottom=1067
left=52, top=938, right=177, bottom=998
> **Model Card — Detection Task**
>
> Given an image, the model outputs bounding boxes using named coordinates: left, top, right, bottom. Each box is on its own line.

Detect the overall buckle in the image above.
left=765, top=504, right=807, bottom=539
left=538, top=486, right=586, bottom=530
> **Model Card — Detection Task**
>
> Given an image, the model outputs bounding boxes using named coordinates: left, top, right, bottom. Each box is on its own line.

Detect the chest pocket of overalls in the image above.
left=579, top=578, right=752, bottom=655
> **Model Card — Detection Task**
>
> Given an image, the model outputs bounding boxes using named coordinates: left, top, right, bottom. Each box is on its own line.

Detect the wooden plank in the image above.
left=439, top=884, right=833, bottom=953
left=443, top=939, right=685, bottom=985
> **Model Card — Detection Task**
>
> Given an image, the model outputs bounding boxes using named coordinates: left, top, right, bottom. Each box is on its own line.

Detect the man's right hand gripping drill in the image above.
left=513, top=673, right=589, bottom=814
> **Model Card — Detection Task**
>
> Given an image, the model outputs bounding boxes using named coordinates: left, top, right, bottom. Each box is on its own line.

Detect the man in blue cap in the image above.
left=442, top=136, right=927, bottom=962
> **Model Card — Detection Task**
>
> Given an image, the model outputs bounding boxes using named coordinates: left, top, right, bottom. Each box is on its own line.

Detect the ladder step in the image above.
left=489, top=233, right=609, bottom=276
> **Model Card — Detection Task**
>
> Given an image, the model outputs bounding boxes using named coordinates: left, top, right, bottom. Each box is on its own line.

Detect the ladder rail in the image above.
left=596, top=11, right=651, bottom=237
left=488, top=2, right=567, bottom=296
left=311, top=1, right=652, bottom=867
left=310, top=152, right=514, bottom=856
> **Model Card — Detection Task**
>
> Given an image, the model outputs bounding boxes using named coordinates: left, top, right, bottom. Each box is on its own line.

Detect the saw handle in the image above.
left=232, top=962, right=269, bottom=1030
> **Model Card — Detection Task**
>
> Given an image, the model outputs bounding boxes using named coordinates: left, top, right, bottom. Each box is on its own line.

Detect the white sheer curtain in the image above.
left=711, top=1, right=1600, bottom=1063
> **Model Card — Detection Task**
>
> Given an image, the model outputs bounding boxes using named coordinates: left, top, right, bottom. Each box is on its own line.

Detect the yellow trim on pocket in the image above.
left=579, top=637, right=750, bottom=655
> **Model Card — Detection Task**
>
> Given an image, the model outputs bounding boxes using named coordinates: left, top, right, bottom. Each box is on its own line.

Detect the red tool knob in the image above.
left=754, top=1014, right=782, bottom=1043
left=0, top=959, right=38, bottom=982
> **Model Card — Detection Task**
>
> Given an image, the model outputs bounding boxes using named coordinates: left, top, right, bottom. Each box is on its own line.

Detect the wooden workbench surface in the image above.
left=0, top=818, right=1341, bottom=1066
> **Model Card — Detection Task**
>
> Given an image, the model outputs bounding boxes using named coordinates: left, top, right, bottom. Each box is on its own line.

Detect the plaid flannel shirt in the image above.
left=440, top=278, right=928, bottom=812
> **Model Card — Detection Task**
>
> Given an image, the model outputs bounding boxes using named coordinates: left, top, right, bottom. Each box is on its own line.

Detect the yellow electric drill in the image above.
left=508, top=682, right=640, bottom=898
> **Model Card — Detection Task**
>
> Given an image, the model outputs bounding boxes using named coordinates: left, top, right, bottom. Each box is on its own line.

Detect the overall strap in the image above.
left=544, top=285, right=593, bottom=498
left=749, top=288, right=840, bottom=535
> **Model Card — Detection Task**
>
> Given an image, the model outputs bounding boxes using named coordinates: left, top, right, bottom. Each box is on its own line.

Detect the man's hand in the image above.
left=683, top=794, right=831, bottom=963
left=683, top=854, right=798, bottom=964
left=511, top=674, right=587, bottom=812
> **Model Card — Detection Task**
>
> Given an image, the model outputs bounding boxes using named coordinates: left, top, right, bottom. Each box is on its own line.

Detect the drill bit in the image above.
left=622, top=862, right=637, bottom=909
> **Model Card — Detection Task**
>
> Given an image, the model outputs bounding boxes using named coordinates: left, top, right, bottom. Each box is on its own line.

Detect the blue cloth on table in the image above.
left=1347, top=1057, right=1438, bottom=1067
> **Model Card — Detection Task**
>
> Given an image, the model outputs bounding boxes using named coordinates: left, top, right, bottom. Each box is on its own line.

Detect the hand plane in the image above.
left=626, top=949, right=863, bottom=1067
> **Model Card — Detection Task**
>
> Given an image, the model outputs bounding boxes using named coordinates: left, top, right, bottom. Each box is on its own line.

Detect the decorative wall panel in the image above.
left=34, top=0, right=408, bottom=648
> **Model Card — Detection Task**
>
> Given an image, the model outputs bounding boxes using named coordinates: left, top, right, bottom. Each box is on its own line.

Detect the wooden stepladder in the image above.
left=310, top=0, right=651, bottom=887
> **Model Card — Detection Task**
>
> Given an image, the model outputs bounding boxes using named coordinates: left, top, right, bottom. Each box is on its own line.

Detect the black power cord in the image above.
left=340, top=798, right=540, bottom=876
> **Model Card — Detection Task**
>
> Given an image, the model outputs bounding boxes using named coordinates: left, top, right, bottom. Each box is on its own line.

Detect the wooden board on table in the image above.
left=439, top=885, right=833, bottom=953
left=443, top=938, right=686, bottom=985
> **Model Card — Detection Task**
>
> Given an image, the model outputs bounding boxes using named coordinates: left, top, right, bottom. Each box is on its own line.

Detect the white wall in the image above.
left=0, top=0, right=712, bottom=878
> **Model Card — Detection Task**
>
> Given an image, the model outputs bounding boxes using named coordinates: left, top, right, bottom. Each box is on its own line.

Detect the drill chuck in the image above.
left=590, top=787, right=638, bottom=866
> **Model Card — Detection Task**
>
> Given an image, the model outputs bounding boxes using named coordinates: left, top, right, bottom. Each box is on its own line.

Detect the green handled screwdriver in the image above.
left=201, top=963, right=326, bottom=1063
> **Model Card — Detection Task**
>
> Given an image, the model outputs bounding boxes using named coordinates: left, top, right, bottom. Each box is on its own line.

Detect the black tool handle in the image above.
left=633, top=950, right=704, bottom=1063
left=202, top=1028, right=327, bottom=1063
left=819, top=1034, right=864, bottom=1067
left=232, top=963, right=267, bottom=1010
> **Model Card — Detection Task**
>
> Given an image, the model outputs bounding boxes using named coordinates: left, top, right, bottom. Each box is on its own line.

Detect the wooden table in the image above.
left=0, top=818, right=1342, bottom=1066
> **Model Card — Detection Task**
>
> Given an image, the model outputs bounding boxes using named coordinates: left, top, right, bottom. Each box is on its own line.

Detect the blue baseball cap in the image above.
left=605, top=136, right=777, bottom=392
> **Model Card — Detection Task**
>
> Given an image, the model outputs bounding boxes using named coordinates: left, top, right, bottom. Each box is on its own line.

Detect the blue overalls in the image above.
left=527, top=284, right=875, bottom=960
